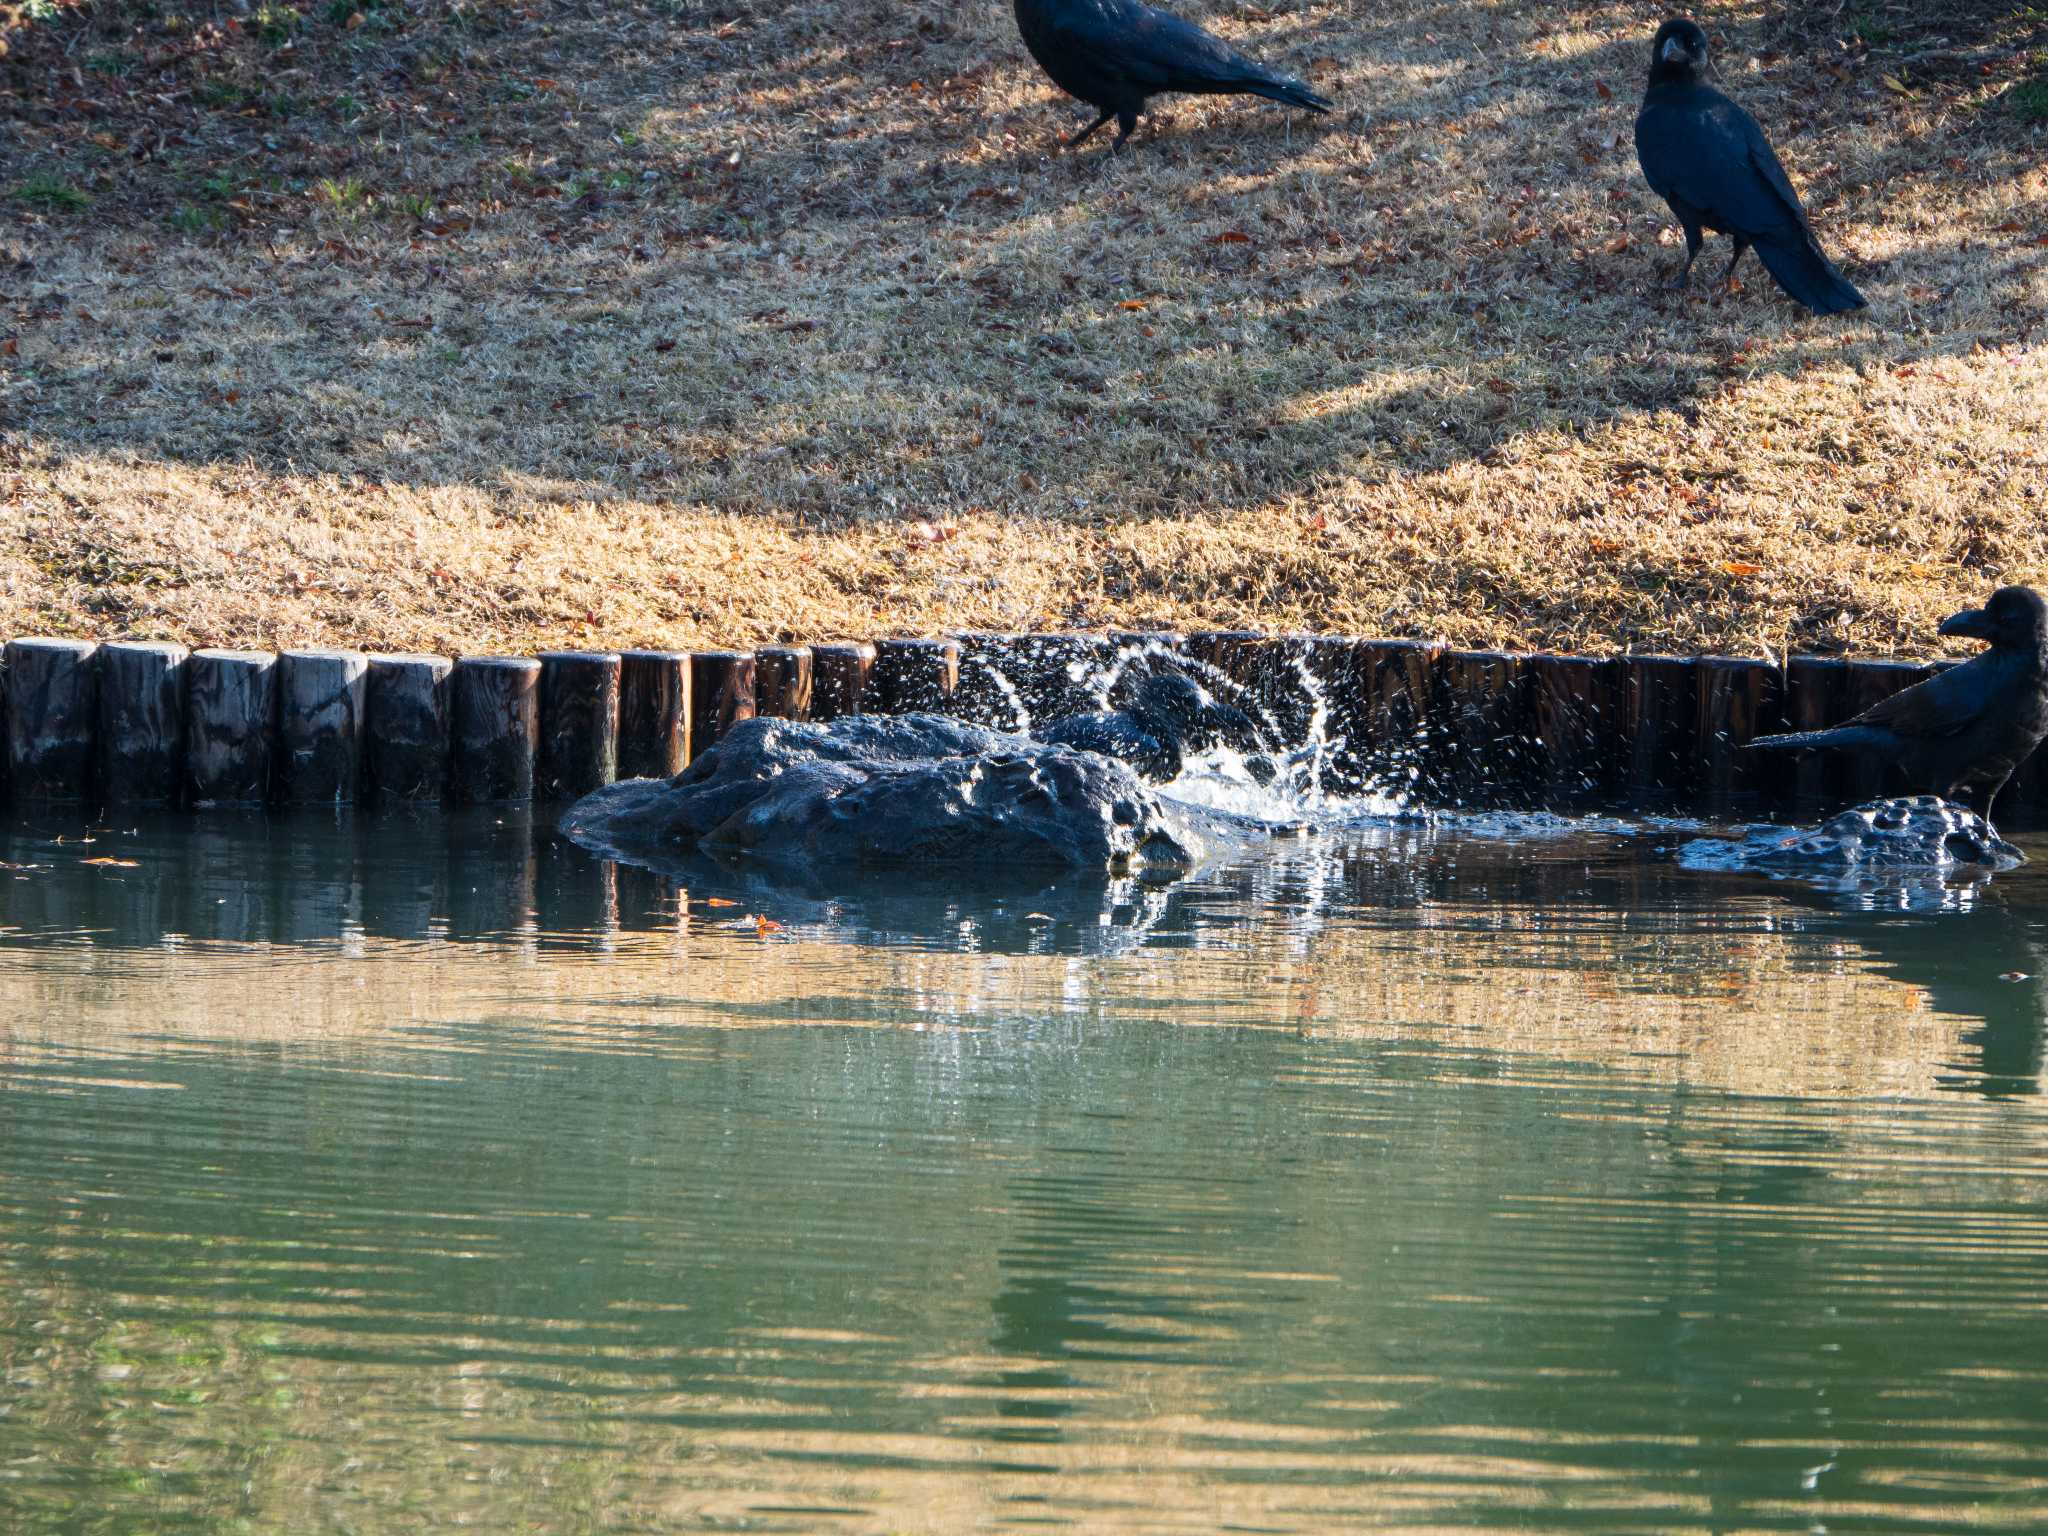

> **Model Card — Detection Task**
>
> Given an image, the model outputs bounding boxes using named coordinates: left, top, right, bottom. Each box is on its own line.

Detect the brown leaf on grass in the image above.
left=651, top=337, right=677, bottom=352
left=1595, top=79, right=1613, bottom=101
left=907, top=519, right=959, bottom=546
left=1118, top=299, right=1148, bottom=311
left=1209, top=230, right=1253, bottom=245
left=1719, top=561, right=1764, bottom=577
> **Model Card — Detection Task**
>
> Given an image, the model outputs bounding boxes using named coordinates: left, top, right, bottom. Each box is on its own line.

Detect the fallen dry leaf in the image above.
left=1719, top=562, right=1765, bottom=577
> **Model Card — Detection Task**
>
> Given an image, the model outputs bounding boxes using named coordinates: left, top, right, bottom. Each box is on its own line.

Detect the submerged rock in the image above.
left=1679, top=795, right=2025, bottom=878
left=562, top=713, right=1219, bottom=874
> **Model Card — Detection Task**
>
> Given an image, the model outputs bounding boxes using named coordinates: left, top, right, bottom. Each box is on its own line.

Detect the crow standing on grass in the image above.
left=1746, top=586, right=2048, bottom=821
left=1012, top=0, right=1332, bottom=151
left=1634, top=17, right=1868, bottom=315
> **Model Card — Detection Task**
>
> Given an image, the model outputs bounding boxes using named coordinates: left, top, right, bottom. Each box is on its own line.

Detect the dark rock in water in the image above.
left=1680, top=795, right=2025, bottom=878
left=561, top=713, right=1223, bottom=874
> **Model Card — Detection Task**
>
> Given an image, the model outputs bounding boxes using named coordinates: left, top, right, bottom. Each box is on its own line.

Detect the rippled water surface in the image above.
left=4, top=808, right=2048, bottom=1534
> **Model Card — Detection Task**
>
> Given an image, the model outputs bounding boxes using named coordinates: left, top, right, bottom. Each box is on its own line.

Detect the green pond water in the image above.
left=2, top=809, right=2047, bottom=1534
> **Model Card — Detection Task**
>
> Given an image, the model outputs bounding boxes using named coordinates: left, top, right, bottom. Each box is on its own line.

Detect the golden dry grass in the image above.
left=2, top=0, right=2046, bottom=657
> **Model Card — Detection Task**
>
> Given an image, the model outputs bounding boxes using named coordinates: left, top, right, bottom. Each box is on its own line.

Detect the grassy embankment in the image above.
left=2, top=0, right=2046, bottom=658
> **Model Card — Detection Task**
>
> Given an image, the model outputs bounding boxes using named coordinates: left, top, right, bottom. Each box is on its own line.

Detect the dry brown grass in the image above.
left=3, top=0, right=2046, bottom=657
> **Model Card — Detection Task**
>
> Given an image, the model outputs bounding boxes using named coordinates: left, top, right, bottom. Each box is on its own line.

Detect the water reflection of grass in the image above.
left=0, top=871, right=1983, bottom=1099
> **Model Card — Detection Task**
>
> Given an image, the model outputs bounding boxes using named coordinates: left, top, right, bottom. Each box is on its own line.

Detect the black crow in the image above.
left=1012, top=0, right=1332, bottom=151
left=1747, top=586, right=2048, bottom=820
left=1038, top=667, right=1267, bottom=780
left=1634, top=17, right=1867, bottom=315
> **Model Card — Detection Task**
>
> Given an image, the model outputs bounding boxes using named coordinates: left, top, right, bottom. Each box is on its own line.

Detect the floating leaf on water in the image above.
left=82, top=857, right=140, bottom=868
left=702, top=897, right=739, bottom=908
left=1998, top=971, right=2030, bottom=982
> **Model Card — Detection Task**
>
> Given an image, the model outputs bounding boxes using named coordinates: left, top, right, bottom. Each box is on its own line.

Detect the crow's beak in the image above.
left=1661, top=37, right=1688, bottom=63
left=1938, top=606, right=1996, bottom=642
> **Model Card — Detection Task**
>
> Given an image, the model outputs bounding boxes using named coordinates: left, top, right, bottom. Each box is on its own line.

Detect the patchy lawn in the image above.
left=2, top=0, right=2045, bottom=658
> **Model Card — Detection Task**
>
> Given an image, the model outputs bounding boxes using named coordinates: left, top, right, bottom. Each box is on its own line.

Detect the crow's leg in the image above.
left=1980, top=771, right=2014, bottom=828
left=1720, top=237, right=1750, bottom=286
left=1668, top=222, right=1703, bottom=289
left=1110, top=109, right=1138, bottom=152
left=1068, top=110, right=1115, bottom=147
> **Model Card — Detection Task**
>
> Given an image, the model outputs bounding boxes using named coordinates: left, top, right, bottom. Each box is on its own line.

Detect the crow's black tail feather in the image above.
left=1237, top=74, right=1333, bottom=113
left=1752, top=233, right=1867, bottom=316
left=1745, top=725, right=1888, bottom=752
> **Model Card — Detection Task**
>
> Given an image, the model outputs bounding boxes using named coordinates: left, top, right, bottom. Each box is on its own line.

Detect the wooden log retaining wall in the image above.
left=0, top=632, right=2038, bottom=821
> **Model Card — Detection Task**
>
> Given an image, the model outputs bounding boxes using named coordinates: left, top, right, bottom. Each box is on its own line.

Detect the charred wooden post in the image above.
left=98, top=640, right=188, bottom=807
left=538, top=650, right=621, bottom=799
left=276, top=649, right=369, bottom=805
left=811, top=643, right=876, bottom=722
left=1188, top=630, right=1264, bottom=685
left=1695, top=656, right=1786, bottom=807
left=867, top=638, right=961, bottom=714
left=186, top=650, right=278, bottom=806
left=3, top=638, right=100, bottom=803
left=1318, top=638, right=1449, bottom=798
left=1623, top=655, right=1699, bottom=802
left=756, top=645, right=815, bottom=721
left=365, top=654, right=453, bottom=802
left=1530, top=654, right=1620, bottom=799
left=690, top=650, right=757, bottom=750
left=1781, top=655, right=1850, bottom=808
left=951, top=633, right=1023, bottom=729
left=618, top=650, right=690, bottom=779
left=1434, top=650, right=1532, bottom=807
left=450, top=656, right=541, bottom=802
left=1839, top=659, right=1936, bottom=803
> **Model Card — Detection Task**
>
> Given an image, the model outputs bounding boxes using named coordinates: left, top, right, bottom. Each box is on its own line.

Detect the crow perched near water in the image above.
left=1012, top=0, right=1332, bottom=151
left=1633, top=17, right=1867, bottom=315
left=1747, top=586, right=2048, bottom=820
left=1038, top=667, right=1266, bottom=780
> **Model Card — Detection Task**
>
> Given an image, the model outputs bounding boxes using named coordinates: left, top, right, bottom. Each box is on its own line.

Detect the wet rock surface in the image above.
left=1679, top=796, right=2026, bottom=878
left=562, top=713, right=1236, bottom=875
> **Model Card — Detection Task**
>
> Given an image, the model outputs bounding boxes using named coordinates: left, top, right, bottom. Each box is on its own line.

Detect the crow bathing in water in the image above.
left=1747, top=586, right=2048, bottom=821
left=1012, top=0, right=1332, bottom=151
left=1038, top=667, right=1267, bottom=781
left=1634, top=17, right=1867, bottom=315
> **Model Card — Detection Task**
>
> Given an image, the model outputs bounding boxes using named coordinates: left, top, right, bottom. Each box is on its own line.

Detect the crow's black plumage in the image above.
left=1012, top=0, right=1332, bottom=151
left=1747, top=586, right=2048, bottom=820
left=1634, top=17, right=1867, bottom=315
left=1038, top=668, right=1266, bottom=780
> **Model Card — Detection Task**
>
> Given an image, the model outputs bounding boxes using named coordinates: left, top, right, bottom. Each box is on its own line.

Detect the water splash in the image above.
left=962, top=635, right=1412, bottom=826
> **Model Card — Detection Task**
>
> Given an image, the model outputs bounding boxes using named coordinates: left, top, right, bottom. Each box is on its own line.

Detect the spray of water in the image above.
left=967, top=637, right=1408, bottom=825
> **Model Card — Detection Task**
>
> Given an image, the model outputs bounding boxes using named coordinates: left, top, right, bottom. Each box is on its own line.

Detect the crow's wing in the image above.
left=1852, top=658, right=1996, bottom=740
left=1636, top=88, right=1806, bottom=238
left=1037, top=710, right=1165, bottom=760
left=1040, top=0, right=1263, bottom=92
